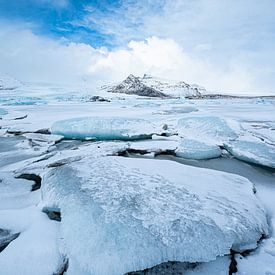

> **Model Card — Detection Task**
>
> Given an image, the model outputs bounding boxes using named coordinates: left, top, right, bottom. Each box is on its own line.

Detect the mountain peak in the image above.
left=108, top=74, right=171, bottom=98
left=107, top=74, right=206, bottom=98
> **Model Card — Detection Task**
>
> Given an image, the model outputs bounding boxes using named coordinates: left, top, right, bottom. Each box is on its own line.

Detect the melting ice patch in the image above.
left=51, top=117, right=157, bottom=140
left=42, top=156, right=268, bottom=275
left=176, top=139, right=222, bottom=159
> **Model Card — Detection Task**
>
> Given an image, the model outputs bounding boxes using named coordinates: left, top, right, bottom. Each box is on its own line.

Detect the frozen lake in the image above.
left=0, top=92, right=274, bottom=274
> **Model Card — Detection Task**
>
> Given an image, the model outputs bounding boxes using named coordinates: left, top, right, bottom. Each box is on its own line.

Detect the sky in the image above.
left=0, top=0, right=275, bottom=94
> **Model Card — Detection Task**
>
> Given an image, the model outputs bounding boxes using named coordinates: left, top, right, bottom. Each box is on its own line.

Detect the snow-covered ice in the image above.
left=177, top=116, right=237, bottom=145
left=51, top=117, right=157, bottom=140
left=42, top=156, right=267, bottom=275
left=225, top=139, right=275, bottom=168
left=175, top=139, right=222, bottom=159
left=0, top=80, right=275, bottom=274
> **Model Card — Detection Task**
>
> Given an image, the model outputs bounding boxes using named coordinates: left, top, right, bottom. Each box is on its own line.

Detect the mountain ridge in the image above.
left=107, top=74, right=206, bottom=98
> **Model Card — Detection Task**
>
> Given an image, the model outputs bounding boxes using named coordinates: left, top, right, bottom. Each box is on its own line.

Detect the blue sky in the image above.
left=0, top=0, right=274, bottom=94
left=0, top=0, right=116, bottom=46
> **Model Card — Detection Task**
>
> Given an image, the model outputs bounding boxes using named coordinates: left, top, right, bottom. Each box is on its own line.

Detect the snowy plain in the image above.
left=0, top=81, right=275, bottom=275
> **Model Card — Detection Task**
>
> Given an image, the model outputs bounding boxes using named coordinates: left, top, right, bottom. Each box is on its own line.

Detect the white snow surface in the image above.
left=42, top=156, right=268, bottom=275
left=141, top=74, right=206, bottom=97
left=0, top=80, right=275, bottom=274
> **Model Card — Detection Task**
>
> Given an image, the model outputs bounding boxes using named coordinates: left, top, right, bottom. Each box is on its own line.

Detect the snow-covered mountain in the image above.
left=0, top=74, right=22, bottom=90
left=107, top=74, right=206, bottom=98
left=107, top=74, right=170, bottom=98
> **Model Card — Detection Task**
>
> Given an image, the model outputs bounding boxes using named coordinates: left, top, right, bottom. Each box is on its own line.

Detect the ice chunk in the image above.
left=177, top=116, right=237, bottom=144
left=236, top=236, right=275, bottom=275
left=0, top=207, right=62, bottom=275
left=176, top=139, right=222, bottom=159
left=42, top=156, right=267, bottom=275
left=225, top=140, right=275, bottom=168
left=51, top=117, right=156, bottom=140
left=0, top=172, right=40, bottom=210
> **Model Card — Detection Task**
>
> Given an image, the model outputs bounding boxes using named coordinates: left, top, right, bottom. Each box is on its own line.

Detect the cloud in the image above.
left=0, top=23, right=105, bottom=85
left=90, top=36, right=255, bottom=93
left=0, top=23, right=273, bottom=95
left=67, top=0, right=275, bottom=94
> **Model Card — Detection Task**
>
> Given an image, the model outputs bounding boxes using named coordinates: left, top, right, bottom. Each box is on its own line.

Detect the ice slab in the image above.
left=0, top=207, right=62, bottom=275
left=225, top=140, right=275, bottom=168
left=51, top=117, right=157, bottom=140
left=42, top=156, right=267, bottom=275
left=177, top=116, right=237, bottom=144
left=0, top=172, right=40, bottom=210
left=176, top=139, right=222, bottom=159
left=236, top=236, right=275, bottom=275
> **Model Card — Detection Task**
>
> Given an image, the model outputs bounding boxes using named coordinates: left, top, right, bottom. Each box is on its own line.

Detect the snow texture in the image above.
left=176, top=139, right=222, bottom=159
left=177, top=116, right=237, bottom=144
left=42, top=156, right=268, bottom=275
left=225, top=140, right=275, bottom=168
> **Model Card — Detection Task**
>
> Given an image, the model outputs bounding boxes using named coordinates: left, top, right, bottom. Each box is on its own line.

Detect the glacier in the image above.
left=51, top=117, right=157, bottom=140
left=42, top=156, right=268, bottom=275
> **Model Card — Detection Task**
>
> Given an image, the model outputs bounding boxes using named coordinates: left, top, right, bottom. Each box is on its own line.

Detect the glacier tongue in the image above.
left=51, top=117, right=157, bottom=140
left=42, top=156, right=268, bottom=275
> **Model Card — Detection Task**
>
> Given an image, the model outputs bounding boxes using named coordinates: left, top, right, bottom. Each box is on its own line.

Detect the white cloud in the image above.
left=0, top=24, right=273, bottom=95
left=90, top=36, right=256, bottom=93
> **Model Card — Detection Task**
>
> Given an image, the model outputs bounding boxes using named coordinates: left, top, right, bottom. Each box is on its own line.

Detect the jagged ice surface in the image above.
left=42, top=156, right=268, bottom=275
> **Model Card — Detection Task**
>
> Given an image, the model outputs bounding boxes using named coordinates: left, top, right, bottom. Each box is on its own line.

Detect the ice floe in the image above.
left=225, top=139, right=275, bottom=168
left=177, top=116, right=238, bottom=144
left=51, top=117, right=157, bottom=140
left=42, top=156, right=268, bottom=275
left=176, top=139, right=222, bottom=159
